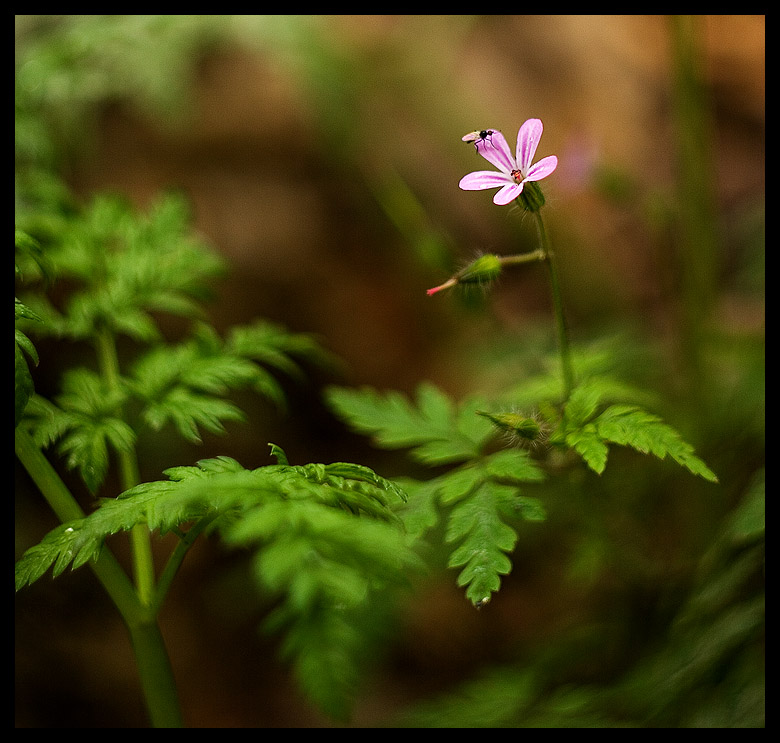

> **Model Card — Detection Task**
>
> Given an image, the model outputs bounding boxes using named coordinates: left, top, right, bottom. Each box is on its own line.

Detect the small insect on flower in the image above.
left=462, top=129, right=498, bottom=151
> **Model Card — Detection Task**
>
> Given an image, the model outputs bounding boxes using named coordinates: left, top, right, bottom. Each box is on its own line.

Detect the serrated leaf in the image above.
left=566, top=424, right=609, bottom=475
left=225, top=496, right=422, bottom=720
left=15, top=297, right=44, bottom=325
left=563, top=384, right=602, bottom=427
left=423, top=448, right=546, bottom=606
left=226, top=319, right=336, bottom=379
left=444, top=481, right=522, bottom=607
left=18, top=193, right=226, bottom=343
left=15, top=449, right=420, bottom=720
left=594, top=405, right=719, bottom=482
left=326, top=383, right=493, bottom=465
left=142, top=387, right=246, bottom=443
left=129, top=321, right=327, bottom=444
left=445, top=482, right=519, bottom=546
left=20, top=370, right=136, bottom=492
left=438, top=465, right=489, bottom=505
left=15, top=341, right=35, bottom=428
left=16, top=454, right=414, bottom=590
left=482, top=448, right=547, bottom=484
left=15, top=298, right=43, bottom=428
left=162, top=456, right=246, bottom=483
left=514, top=496, right=547, bottom=522
left=393, top=477, right=440, bottom=540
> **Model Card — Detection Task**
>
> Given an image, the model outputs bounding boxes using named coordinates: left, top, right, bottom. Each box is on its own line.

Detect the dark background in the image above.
left=15, top=15, right=764, bottom=727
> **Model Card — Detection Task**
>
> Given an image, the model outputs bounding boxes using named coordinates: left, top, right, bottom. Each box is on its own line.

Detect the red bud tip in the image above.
left=426, top=278, right=457, bottom=296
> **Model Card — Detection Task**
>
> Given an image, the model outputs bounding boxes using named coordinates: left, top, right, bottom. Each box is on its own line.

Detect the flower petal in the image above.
left=516, top=118, right=544, bottom=174
left=493, top=183, right=524, bottom=205
left=475, top=130, right=515, bottom=174
left=459, top=170, right=514, bottom=191
left=524, top=155, right=558, bottom=182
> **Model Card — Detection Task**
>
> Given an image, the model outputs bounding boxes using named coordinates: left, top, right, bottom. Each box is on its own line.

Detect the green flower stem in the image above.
left=533, top=210, right=575, bottom=401
left=500, top=248, right=546, bottom=267
left=95, top=328, right=155, bottom=607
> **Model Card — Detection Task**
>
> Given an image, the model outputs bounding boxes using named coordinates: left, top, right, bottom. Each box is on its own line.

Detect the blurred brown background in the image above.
left=15, top=15, right=764, bottom=727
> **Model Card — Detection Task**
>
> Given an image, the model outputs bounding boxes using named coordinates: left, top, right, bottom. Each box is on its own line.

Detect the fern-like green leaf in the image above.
left=565, top=424, right=610, bottom=475
left=21, top=370, right=136, bottom=492
left=16, top=193, right=226, bottom=343
left=593, top=405, right=719, bottom=482
left=224, top=497, right=422, bottom=720
left=15, top=454, right=414, bottom=590
left=446, top=481, right=520, bottom=606
left=393, top=477, right=441, bottom=540
left=15, top=451, right=419, bottom=720
left=558, top=394, right=718, bottom=482
left=14, top=333, right=36, bottom=428
left=14, top=298, right=43, bottom=428
left=226, top=319, right=337, bottom=382
left=326, top=383, right=495, bottom=465
left=550, top=381, right=718, bottom=482
left=432, top=449, right=545, bottom=606
left=142, top=386, right=247, bottom=443
left=129, top=320, right=334, bottom=443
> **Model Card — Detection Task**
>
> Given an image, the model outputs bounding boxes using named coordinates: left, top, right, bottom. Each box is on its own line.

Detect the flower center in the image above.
left=511, top=169, right=525, bottom=184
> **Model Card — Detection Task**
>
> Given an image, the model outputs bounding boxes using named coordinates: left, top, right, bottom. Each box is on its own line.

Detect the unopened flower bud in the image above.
left=427, top=254, right=502, bottom=296
left=456, top=254, right=502, bottom=284
left=477, top=410, right=545, bottom=444
left=517, top=180, right=546, bottom=213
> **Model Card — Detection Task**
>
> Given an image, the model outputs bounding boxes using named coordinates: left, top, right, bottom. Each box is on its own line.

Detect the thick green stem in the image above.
left=533, top=210, right=575, bottom=400
left=15, top=427, right=142, bottom=623
left=127, top=619, right=183, bottom=728
left=16, top=427, right=184, bottom=727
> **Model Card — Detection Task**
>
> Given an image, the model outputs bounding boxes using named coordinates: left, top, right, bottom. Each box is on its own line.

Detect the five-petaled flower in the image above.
left=459, top=118, right=558, bottom=205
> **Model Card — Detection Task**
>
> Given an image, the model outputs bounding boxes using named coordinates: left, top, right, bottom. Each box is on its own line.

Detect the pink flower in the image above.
left=459, top=119, right=558, bottom=205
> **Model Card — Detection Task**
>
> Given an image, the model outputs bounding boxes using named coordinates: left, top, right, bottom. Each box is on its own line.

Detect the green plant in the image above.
left=16, top=15, right=762, bottom=729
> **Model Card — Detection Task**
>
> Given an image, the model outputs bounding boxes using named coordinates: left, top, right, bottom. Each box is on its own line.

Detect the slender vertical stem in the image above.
left=152, top=514, right=216, bottom=615
left=533, top=210, right=575, bottom=400
left=90, top=328, right=184, bottom=725
left=95, top=328, right=155, bottom=606
left=668, top=14, right=719, bottom=400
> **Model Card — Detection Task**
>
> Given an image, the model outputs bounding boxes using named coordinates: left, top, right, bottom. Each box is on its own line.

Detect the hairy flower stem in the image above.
left=500, top=249, right=546, bottom=267
left=533, top=210, right=575, bottom=401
